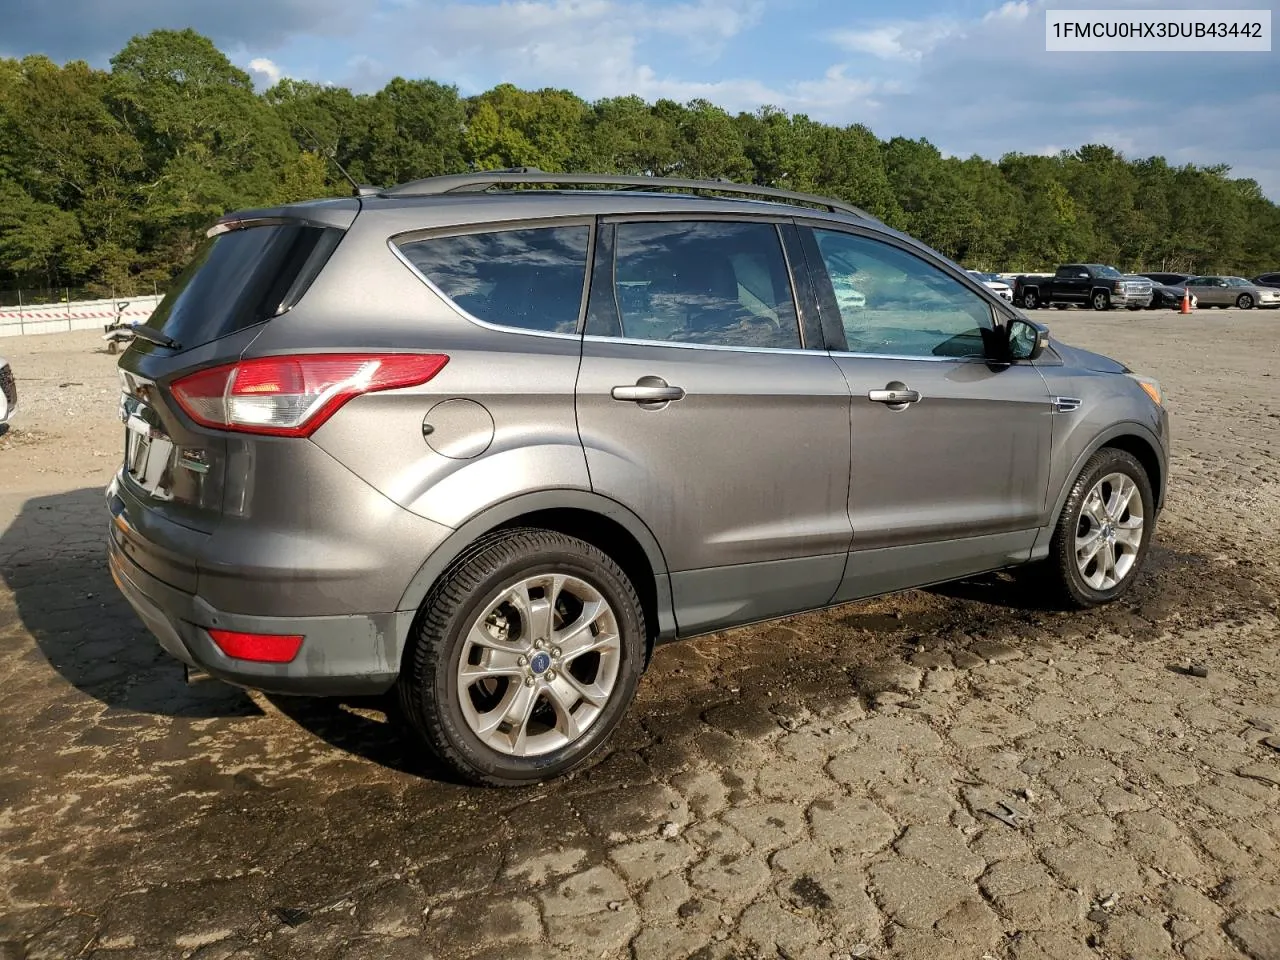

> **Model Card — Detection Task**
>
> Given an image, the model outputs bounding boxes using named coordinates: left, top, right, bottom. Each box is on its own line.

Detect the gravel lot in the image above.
left=1, top=309, right=1279, bottom=960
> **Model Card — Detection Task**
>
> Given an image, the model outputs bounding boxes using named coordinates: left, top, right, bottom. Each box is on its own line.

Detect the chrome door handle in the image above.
left=611, top=383, right=686, bottom=403
left=868, top=388, right=920, bottom=405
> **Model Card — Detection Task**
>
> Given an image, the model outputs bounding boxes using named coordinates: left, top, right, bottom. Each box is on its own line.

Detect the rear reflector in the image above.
left=171, top=353, right=449, bottom=437
left=209, top=629, right=304, bottom=663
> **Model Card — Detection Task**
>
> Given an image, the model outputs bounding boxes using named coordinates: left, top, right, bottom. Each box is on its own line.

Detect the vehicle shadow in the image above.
left=263, top=693, right=442, bottom=779
left=0, top=487, right=260, bottom=718
left=925, top=541, right=1189, bottom=612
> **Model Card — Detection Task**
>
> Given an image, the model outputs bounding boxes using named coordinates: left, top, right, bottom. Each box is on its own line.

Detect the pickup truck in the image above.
left=1013, top=264, right=1153, bottom=311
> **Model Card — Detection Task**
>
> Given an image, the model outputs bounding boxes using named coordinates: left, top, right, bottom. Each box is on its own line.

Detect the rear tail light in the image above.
left=209, top=629, right=304, bottom=663
left=171, top=353, right=448, bottom=437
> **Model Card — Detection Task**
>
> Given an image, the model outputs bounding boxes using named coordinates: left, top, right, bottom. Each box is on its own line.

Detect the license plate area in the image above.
left=121, top=393, right=175, bottom=500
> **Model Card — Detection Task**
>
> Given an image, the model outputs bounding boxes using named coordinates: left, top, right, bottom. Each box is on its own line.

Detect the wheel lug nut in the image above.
left=524, top=676, right=535, bottom=687
left=546, top=669, right=557, bottom=681
left=551, top=647, right=562, bottom=658
left=517, top=655, right=528, bottom=667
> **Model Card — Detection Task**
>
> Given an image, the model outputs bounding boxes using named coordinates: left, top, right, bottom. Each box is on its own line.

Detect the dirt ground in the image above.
left=1, top=309, right=1278, bottom=960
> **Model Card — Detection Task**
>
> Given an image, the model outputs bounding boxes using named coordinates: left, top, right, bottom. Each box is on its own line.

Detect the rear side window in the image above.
left=585, top=220, right=801, bottom=349
left=144, top=223, right=340, bottom=349
left=398, top=226, right=590, bottom=333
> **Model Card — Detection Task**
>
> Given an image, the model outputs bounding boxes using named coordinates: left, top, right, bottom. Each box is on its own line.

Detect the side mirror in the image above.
left=1008, top=317, right=1050, bottom=361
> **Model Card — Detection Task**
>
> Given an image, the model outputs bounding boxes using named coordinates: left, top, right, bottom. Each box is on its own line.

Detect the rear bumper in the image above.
left=108, top=523, right=412, bottom=696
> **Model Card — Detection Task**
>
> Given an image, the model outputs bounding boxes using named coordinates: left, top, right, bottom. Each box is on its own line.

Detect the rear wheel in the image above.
left=398, top=528, right=645, bottom=786
left=1092, top=290, right=1111, bottom=311
left=1237, top=294, right=1254, bottom=309
left=1042, top=448, right=1155, bottom=608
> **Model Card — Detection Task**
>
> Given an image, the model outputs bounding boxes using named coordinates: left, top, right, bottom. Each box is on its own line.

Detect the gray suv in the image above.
left=107, top=172, right=1169, bottom=785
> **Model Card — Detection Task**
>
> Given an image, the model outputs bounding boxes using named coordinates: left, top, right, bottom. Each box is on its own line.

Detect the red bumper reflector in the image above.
left=209, top=629, right=304, bottom=663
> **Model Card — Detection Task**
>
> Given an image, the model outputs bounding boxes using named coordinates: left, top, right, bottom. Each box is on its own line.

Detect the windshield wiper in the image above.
left=131, top=326, right=183, bottom=350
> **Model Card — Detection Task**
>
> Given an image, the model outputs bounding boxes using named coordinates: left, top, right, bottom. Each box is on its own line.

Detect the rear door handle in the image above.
left=611, top=382, right=686, bottom=403
left=868, top=387, right=920, bottom=405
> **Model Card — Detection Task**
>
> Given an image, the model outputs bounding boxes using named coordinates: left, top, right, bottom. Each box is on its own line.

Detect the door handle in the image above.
left=868, top=387, right=920, bottom=405
left=611, top=381, right=686, bottom=403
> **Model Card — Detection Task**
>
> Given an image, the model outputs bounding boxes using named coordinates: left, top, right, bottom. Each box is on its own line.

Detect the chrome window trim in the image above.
left=386, top=225, right=591, bottom=343
left=582, top=334, right=818, bottom=357
left=826, top=351, right=990, bottom=364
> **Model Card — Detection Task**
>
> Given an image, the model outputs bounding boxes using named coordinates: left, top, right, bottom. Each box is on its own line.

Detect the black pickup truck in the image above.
left=1013, top=264, right=1153, bottom=311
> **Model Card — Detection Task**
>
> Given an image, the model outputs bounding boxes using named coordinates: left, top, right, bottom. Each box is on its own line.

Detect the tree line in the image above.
left=2, top=28, right=1278, bottom=300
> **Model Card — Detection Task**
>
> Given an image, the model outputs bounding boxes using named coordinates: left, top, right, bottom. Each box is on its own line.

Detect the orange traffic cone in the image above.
left=1180, top=286, right=1193, bottom=314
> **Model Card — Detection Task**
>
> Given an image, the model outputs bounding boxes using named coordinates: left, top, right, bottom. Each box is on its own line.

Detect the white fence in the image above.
left=0, top=295, right=163, bottom=338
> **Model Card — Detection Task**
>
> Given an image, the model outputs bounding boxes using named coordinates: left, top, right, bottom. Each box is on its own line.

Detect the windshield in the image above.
left=1092, top=265, right=1123, bottom=279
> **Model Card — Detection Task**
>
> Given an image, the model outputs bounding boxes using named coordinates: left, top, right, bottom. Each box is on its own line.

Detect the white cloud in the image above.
left=984, top=1, right=1032, bottom=23
left=830, top=22, right=959, bottom=63
left=248, top=57, right=283, bottom=86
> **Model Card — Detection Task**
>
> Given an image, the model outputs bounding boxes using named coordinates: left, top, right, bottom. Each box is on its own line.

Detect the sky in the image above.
left=1, top=0, right=1277, bottom=196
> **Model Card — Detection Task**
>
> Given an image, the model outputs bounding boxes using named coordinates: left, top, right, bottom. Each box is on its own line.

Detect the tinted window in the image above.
left=812, top=229, right=994, bottom=358
left=1092, top=265, right=1123, bottom=279
left=589, top=221, right=800, bottom=349
left=144, top=224, right=339, bottom=349
left=399, top=225, right=590, bottom=333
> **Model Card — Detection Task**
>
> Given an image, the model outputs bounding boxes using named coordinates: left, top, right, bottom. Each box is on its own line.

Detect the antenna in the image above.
left=295, top=122, right=377, bottom=198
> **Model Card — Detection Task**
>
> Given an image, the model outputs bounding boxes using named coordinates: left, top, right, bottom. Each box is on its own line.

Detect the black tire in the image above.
left=1054, top=303, right=1070, bottom=310
left=397, top=528, right=645, bottom=786
left=107, top=341, right=118, bottom=355
left=1042, top=448, right=1155, bottom=609
left=1022, top=289, right=1039, bottom=309
left=1237, top=294, right=1254, bottom=309
left=1092, top=290, right=1111, bottom=311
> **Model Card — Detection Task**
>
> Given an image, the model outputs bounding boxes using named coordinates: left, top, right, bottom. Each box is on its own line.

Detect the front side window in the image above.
left=811, top=228, right=994, bottom=359
left=589, top=220, right=801, bottom=349
left=398, top=225, right=590, bottom=333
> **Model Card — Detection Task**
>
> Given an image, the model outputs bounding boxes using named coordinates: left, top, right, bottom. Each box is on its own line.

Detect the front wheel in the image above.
left=1022, top=290, right=1039, bottom=309
left=1042, top=448, right=1155, bottom=608
left=398, top=528, right=646, bottom=786
left=1092, top=290, right=1111, bottom=311
left=1237, top=294, right=1254, bottom=309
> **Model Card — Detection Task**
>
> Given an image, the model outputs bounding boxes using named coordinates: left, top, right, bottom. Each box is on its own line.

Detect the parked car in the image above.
left=967, top=270, right=1014, bottom=302
left=1251, top=272, right=1280, bottom=289
left=1127, top=276, right=1196, bottom=310
left=1013, top=264, right=1153, bottom=310
left=107, top=172, right=1169, bottom=786
left=0, top=356, right=15, bottom=426
left=1139, top=272, right=1194, bottom=287
left=1180, top=276, right=1280, bottom=309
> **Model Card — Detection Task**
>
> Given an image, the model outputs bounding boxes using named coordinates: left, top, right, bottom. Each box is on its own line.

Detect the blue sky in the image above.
left=2, top=0, right=1278, bottom=196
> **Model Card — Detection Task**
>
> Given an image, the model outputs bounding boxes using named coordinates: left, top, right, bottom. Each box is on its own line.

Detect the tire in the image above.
left=1092, top=290, right=1111, bottom=311
left=1042, top=448, right=1155, bottom=609
left=107, top=341, right=118, bottom=355
left=397, top=528, right=646, bottom=786
left=1237, top=294, right=1254, bottom=309
left=1022, top=289, right=1039, bottom=309
left=1054, top=303, right=1070, bottom=310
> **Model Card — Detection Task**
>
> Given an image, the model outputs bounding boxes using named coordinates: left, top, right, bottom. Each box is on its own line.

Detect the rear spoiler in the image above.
left=209, top=198, right=361, bottom=238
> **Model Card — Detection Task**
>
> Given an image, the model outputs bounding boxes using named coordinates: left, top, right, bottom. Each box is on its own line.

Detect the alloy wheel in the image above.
left=455, top=573, right=621, bottom=757
left=1075, top=472, right=1144, bottom=590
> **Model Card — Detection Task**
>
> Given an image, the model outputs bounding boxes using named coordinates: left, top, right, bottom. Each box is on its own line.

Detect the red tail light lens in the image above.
left=171, top=353, right=448, bottom=437
left=209, top=629, right=304, bottom=663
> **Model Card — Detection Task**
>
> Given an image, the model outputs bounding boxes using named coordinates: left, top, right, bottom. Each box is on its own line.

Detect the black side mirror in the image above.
left=1008, top=317, right=1049, bottom=361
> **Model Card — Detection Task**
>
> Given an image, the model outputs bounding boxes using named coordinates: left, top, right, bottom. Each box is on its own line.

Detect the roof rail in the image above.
left=379, top=168, right=878, bottom=221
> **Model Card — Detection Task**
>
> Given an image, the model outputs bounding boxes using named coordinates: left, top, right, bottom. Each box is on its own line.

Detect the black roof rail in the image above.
left=378, top=168, right=878, bottom=221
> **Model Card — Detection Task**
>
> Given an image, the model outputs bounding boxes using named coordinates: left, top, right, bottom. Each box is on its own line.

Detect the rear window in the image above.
left=396, top=225, right=591, bottom=333
left=143, top=223, right=340, bottom=349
